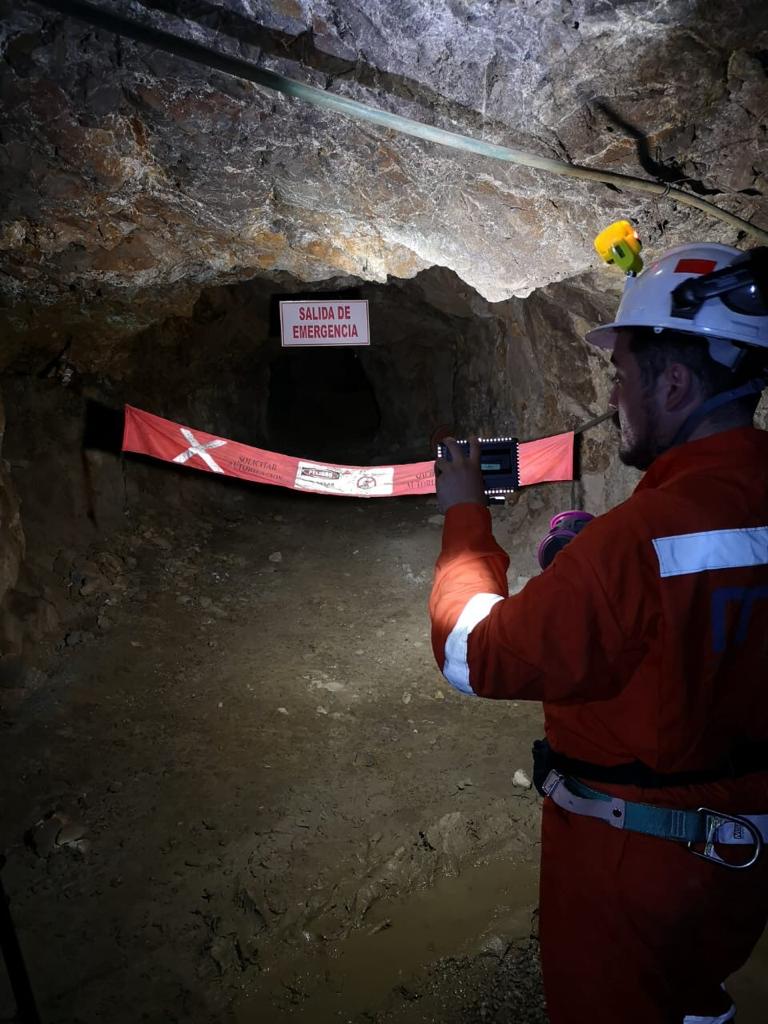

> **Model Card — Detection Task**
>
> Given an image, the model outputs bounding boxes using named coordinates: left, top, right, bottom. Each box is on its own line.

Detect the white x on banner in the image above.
left=172, top=428, right=227, bottom=474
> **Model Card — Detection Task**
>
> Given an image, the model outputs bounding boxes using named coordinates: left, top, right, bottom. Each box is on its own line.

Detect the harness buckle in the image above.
left=541, top=769, right=564, bottom=798
left=688, top=808, right=764, bottom=870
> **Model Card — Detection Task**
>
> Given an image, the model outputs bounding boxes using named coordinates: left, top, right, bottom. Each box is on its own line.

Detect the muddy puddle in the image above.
left=236, top=859, right=540, bottom=1022
left=234, top=849, right=768, bottom=1023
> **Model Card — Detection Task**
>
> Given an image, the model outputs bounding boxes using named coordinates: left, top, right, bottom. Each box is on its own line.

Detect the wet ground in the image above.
left=1, top=487, right=767, bottom=1022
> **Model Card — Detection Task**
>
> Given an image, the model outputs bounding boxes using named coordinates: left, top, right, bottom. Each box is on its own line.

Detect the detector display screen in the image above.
left=437, top=437, right=519, bottom=498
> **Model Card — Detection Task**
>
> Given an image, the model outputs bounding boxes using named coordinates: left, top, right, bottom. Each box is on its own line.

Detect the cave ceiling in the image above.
left=1, top=0, right=768, bottom=363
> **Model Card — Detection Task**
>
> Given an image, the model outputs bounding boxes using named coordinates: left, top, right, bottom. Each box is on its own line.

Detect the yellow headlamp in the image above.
left=594, top=220, right=643, bottom=275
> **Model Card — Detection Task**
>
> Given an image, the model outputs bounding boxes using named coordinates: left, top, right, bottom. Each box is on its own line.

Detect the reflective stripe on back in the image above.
left=653, top=527, right=768, bottom=578
left=443, top=593, right=504, bottom=694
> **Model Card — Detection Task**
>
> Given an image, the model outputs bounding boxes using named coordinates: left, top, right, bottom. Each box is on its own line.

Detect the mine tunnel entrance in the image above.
left=266, top=346, right=382, bottom=461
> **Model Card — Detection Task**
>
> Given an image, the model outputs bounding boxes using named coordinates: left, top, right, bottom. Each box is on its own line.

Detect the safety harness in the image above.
left=533, top=740, right=768, bottom=869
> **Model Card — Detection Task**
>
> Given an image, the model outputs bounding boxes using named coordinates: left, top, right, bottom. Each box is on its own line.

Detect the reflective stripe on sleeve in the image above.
left=442, top=593, right=505, bottom=694
left=653, top=527, right=768, bottom=578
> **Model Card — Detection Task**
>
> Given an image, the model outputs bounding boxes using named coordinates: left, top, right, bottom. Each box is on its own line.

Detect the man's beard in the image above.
left=614, top=409, right=665, bottom=471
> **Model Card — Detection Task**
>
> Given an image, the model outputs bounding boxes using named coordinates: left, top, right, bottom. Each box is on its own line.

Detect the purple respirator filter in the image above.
left=537, top=510, right=595, bottom=571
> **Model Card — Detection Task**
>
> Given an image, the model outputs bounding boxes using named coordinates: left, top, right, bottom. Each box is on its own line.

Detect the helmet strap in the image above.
left=707, top=336, right=743, bottom=368
left=670, top=377, right=766, bottom=447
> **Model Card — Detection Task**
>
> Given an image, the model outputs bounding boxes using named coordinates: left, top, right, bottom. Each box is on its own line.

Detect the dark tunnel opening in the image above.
left=266, top=346, right=382, bottom=462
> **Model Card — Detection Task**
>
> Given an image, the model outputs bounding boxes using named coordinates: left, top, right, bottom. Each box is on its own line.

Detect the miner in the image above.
left=430, top=242, right=768, bottom=1024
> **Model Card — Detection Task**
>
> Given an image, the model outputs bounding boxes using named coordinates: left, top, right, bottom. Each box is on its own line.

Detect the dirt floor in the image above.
left=1, top=486, right=768, bottom=1023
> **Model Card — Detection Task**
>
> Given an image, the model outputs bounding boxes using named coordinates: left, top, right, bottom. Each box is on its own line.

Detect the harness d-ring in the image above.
left=688, top=808, right=764, bottom=870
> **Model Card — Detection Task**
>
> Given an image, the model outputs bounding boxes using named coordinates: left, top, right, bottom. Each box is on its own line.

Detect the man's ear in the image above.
left=659, top=361, right=699, bottom=412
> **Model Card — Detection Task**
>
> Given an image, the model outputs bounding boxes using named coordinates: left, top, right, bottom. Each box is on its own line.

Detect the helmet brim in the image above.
left=584, top=324, right=619, bottom=350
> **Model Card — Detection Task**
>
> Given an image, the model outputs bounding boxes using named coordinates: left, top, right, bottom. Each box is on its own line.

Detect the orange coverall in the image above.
left=429, top=426, right=768, bottom=1023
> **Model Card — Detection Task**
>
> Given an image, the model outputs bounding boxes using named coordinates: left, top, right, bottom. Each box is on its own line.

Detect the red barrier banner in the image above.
left=122, top=406, right=436, bottom=497
left=518, top=432, right=575, bottom=487
left=122, top=406, right=574, bottom=497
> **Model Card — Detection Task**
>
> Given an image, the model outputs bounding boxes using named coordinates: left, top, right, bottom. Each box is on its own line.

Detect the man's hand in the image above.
left=434, top=437, right=487, bottom=513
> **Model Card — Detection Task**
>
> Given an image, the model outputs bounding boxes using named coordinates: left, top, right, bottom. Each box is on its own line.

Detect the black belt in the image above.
left=532, top=739, right=768, bottom=794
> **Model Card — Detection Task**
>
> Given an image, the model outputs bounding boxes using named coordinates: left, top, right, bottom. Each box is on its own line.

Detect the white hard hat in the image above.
left=586, top=243, right=768, bottom=366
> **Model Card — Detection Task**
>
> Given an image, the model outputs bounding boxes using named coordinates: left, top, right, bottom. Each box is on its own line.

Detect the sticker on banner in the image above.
left=294, top=461, right=394, bottom=496
left=280, top=300, right=370, bottom=347
left=172, top=428, right=227, bottom=474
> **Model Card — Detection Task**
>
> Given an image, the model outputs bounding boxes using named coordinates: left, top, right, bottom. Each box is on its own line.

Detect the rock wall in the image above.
left=0, top=383, right=32, bottom=683
left=0, top=386, right=24, bottom=613
left=438, top=266, right=643, bottom=581
left=2, top=0, right=767, bottom=358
